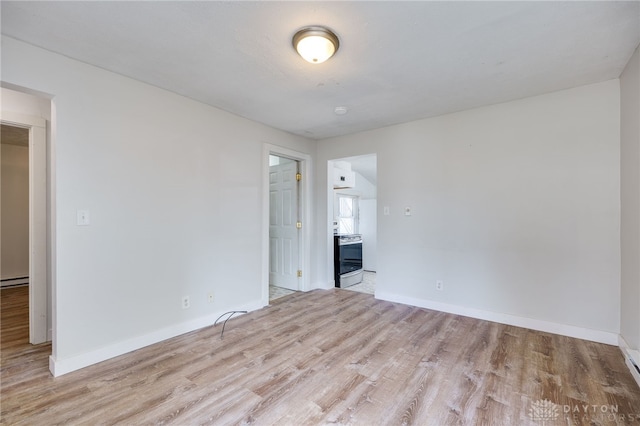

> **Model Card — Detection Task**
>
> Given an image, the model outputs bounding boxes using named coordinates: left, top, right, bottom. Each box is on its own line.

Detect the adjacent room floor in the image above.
left=270, top=271, right=376, bottom=302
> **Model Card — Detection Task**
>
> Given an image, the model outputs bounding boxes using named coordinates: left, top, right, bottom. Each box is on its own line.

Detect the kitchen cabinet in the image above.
left=333, top=167, right=355, bottom=188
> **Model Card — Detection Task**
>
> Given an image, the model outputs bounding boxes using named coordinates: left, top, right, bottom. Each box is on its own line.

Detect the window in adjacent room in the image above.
left=337, top=194, right=359, bottom=234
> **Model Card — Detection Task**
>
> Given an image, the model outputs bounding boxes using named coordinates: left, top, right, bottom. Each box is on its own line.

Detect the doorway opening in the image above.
left=262, top=145, right=311, bottom=305
left=328, top=154, right=377, bottom=296
left=0, top=124, right=31, bottom=356
left=1, top=125, right=30, bottom=289
left=0, top=115, right=48, bottom=345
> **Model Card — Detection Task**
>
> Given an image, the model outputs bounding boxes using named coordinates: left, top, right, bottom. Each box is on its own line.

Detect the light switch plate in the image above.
left=404, top=206, right=412, bottom=216
left=76, top=210, right=90, bottom=226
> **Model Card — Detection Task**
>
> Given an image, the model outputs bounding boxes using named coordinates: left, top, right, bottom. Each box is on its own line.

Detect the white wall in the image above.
left=1, top=142, right=29, bottom=281
left=359, top=198, right=377, bottom=271
left=620, top=44, right=640, bottom=362
left=317, top=80, right=621, bottom=342
left=1, top=36, right=316, bottom=375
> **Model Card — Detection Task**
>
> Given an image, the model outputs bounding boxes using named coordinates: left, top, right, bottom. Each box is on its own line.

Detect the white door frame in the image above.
left=262, top=144, right=311, bottom=306
left=1, top=111, right=48, bottom=344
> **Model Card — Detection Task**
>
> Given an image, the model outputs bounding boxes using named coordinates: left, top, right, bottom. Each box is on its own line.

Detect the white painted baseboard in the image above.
left=311, top=280, right=335, bottom=290
left=375, top=291, right=618, bottom=345
left=49, top=300, right=263, bottom=377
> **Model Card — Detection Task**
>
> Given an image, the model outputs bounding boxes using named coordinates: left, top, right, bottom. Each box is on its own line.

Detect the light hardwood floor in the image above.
left=2, top=286, right=639, bottom=425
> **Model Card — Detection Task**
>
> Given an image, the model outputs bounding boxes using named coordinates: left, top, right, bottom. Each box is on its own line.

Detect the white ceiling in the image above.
left=2, top=1, right=639, bottom=140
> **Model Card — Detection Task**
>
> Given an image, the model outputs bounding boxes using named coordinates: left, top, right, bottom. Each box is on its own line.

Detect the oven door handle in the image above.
left=338, top=240, right=362, bottom=246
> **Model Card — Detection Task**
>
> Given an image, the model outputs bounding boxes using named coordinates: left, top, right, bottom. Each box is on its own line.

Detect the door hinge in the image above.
left=296, top=172, right=302, bottom=181
left=296, top=221, right=302, bottom=229
left=297, top=270, right=302, bottom=278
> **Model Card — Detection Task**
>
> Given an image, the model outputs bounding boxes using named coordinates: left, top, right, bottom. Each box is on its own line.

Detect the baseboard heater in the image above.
left=1, top=276, right=29, bottom=288
left=619, top=337, right=640, bottom=389
left=624, top=352, right=640, bottom=388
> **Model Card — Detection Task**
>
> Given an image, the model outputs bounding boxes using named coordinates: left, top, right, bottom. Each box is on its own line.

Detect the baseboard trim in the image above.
left=49, top=300, right=263, bottom=377
left=375, top=291, right=618, bottom=346
left=312, top=280, right=334, bottom=290
left=1, top=276, right=29, bottom=287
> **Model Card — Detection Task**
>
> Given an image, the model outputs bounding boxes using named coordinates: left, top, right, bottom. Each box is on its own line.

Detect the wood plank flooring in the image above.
left=2, top=286, right=639, bottom=425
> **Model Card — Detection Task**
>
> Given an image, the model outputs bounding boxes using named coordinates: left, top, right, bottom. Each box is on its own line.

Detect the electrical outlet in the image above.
left=436, top=280, right=444, bottom=291
left=208, top=292, right=214, bottom=303
left=182, top=296, right=190, bottom=309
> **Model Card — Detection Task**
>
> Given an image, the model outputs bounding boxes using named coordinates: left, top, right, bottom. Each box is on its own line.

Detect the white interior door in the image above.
left=269, top=158, right=299, bottom=290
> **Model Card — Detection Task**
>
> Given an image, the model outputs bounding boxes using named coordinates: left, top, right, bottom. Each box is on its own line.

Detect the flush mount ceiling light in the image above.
left=292, top=26, right=340, bottom=64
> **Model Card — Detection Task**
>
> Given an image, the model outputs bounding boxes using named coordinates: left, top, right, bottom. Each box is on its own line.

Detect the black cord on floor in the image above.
left=214, top=311, right=247, bottom=339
